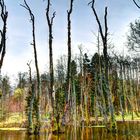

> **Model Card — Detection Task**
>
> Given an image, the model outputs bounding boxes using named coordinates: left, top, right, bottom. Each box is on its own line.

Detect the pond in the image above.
left=0, top=122, right=139, bottom=140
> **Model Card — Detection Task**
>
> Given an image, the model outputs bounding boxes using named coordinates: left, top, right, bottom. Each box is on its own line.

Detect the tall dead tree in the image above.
left=21, top=0, right=41, bottom=134
left=66, top=0, right=74, bottom=103
left=0, top=0, right=8, bottom=70
left=62, top=0, right=74, bottom=125
left=89, top=0, right=117, bottom=132
left=46, top=0, right=56, bottom=112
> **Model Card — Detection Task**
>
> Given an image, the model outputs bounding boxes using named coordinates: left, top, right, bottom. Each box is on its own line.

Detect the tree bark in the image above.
left=46, top=0, right=56, bottom=113
left=66, top=0, right=74, bottom=103
left=21, top=0, right=41, bottom=134
left=0, top=0, right=8, bottom=70
left=89, top=0, right=116, bottom=132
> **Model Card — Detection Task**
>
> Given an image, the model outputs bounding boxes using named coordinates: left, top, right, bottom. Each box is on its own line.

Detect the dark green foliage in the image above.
left=127, top=19, right=140, bottom=52
left=75, top=78, right=81, bottom=106
left=25, top=82, right=35, bottom=134
left=111, top=67, right=119, bottom=114
left=56, top=58, right=65, bottom=84
left=83, top=53, right=91, bottom=74
left=55, top=87, right=65, bottom=115
left=70, top=60, right=81, bottom=105
left=17, top=72, right=28, bottom=89
left=71, top=60, right=77, bottom=77
left=1, top=75, right=11, bottom=97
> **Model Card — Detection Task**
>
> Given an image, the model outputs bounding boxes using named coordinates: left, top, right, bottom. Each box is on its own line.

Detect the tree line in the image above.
left=0, top=0, right=140, bottom=135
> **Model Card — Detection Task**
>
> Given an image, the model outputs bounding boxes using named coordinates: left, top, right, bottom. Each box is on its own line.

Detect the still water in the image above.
left=0, top=122, right=139, bottom=140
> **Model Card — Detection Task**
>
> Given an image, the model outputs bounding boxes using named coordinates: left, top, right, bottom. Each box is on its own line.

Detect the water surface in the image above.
left=0, top=122, right=139, bottom=140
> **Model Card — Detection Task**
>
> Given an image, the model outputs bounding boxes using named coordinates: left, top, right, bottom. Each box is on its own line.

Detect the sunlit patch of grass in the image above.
left=0, top=128, right=26, bottom=131
left=116, top=113, right=140, bottom=121
left=0, top=112, right=26, bottom=128
left=7, top=113, right=23, bottom=123
left=88, top=113, right=140, bottom=124
left=88, top=125, right=106, bottom=128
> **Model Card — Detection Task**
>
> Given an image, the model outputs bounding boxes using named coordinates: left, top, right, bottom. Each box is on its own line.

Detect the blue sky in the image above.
left=2, top=0, right=140, bottom=81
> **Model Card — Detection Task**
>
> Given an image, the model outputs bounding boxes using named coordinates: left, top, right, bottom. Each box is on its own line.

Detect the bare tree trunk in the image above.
left=119, top=62, right=125, bottom=122
left=62, top=0, right=74, bottom=125
left=46, top=0, right=56, bottom=113
left=97, top=32, right=108, bottom=126
left=66, top=0, right=74, bottom=103
left=78, top=47, right=84, bottom=125
left=21, top=0, right=41, bottom=134
left=0, top=4, right=8, bottom=118
left=123, top=62, right=128, bottom=114
left=129, top=65, right=134, bottom=120
left=135, top=61, right=139, bottom=115
left=0, top=0, right=8, bottom=71
left=89, top=0, right=116, bottom=132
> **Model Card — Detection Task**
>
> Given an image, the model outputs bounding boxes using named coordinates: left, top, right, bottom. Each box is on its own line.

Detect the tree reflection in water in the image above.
left=0, top=122, right=139, bottom=140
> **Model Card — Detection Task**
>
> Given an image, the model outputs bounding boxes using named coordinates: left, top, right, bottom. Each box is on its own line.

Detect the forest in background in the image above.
left=0, top=0, right=140, bottom=135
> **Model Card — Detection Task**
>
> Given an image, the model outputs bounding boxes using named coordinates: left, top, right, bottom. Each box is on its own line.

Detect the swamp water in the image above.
left=0, top=122, right=139, bottom=140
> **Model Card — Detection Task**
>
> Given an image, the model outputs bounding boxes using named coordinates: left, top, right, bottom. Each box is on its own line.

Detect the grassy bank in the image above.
left=0, top=112, right=139, bottom=130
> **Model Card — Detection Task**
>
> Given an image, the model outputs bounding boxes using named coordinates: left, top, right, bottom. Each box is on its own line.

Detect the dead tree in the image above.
left=46, top=0, right=56, bottom=112
left=89, top=0, right=117, bottom=132
left=61, top=0, right=74, bottom=125
left=0, top=0, right=8, bottom=70
left=66, top=0, right=74, bottom=103
left=21, top=0, right=41, bottom=134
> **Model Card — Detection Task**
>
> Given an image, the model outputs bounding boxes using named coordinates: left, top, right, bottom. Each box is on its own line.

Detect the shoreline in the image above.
left=0, top=120, right=140, bottom=131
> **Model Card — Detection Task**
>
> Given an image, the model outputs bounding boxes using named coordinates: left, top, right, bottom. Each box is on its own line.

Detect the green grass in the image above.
left=116, top=113, right=140, bottom=121
left=0, top=128, right=26, bottom=131
left=0, top=112, right=26, bottom=128
left=88, top=125, right=106, bottom=128
left=0, top=112, right=139, bottom=129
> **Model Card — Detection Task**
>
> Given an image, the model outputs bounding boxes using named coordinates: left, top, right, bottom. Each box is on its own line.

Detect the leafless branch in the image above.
left=133, top=0, right=140, bottom=9
left=51, top=11, right=56, bottom=25
left=21, top=0, right=41, bottom=133
left=46, top=0, right=56, bottom=26
left=46, top=0, right=56, bottom=110
left=20, top=0, right=34, bottom=21
left=67, top=0, right=74, bottom=14
left=104, top=7, right=108, bottom=41
left=88, top=0, right=104, bottom=42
